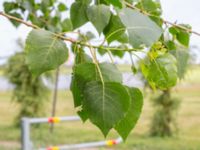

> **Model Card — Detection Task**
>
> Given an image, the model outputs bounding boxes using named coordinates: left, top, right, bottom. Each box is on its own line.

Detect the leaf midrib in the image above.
left=41, top=36, right=57, bottom=67
left=95, top=64, right=106, bottom=129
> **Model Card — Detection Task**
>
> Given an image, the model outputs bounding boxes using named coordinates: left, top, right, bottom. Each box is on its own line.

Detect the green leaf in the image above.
left=83, top=81, right=130, bottom=136
left=72, top=61, right=124, bottom=124
left=165, top=40, right=176, bottom=50
left=170, top=49, right=189, bottom=79
left=169, top=25, right=191, bottom=47
left=104, top=15, right=128, bottom=44
left=98, top=47, right=107, bottom=56
left=72, top=62, right=122, bottom=112
left=98, top=46, right=126, bottom=58
left=76, top=0, right=92, bottom=4
left=141, top=53, right=177, bottom=90
left=77, top=109, right=88, bottom=122
left=41, top=0, right=54, bottom=8
left=22, top=1, right=34, bottom=12
left=125, top=0, right=139, bottom=3
left=135, top=0, right=162, bottom=25
left=97, top=0, right=108, bottom=4
left=28, top=14, right=43, bottom=27
left=75, top=50, right=93, bottom=65
left=177, top=31, right=190, bottom=47
left=169, top=26, right=179, bottom=35
left=74, top=63, right=122, bottom=84
left=136, top=0, right=159, bottom=13
left=3, top=2, right=18, bottom=13
left=115, top=87, right=143, bottom=140
left=70, top=77, right=84, bottom=107
left=70, top=1, right=89, bottom=29
left=25, top=29, right=68, bottom=76
left=61, top=19, right=73, bottom=32
left=58, top=3, right=67, bottom=11
left=87, top=5, right=111, bottom=34
left=41, top=0, right=52, bottom=13
left=7, top=12, right=22, bottom=27
left=111, top=49, right=125, bottom=58
left=70, top=52, right=92, bottom=107
left=71, top=52, right=92, bottom=121
left=119, top=8, right=162, bottom=48
left=104, top=0, right=122, bottom=8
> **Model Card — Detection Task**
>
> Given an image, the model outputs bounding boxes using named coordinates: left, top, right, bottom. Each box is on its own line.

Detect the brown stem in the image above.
left=0, top=11, right=39, bottom=29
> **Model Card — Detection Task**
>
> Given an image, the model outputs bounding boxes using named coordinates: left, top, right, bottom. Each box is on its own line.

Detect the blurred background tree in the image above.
left=150, top=90, right=180, bottom=136
left=4, top=51, right=49, bottom=126
left=149, top=47, right=190, bottom=137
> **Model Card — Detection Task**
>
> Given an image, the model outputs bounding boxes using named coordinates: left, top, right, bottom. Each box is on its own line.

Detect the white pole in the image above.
left=21, top=116, right=122, bottom=150
left=39, top=137, right=122, bottom=150
left=21, top=118, right=32, bottom=150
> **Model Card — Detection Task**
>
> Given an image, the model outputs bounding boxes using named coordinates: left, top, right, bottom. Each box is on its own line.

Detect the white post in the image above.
left=21, top=118, right=32, bottom=150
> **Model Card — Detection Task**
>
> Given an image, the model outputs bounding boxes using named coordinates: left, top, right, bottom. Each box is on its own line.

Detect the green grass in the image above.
left=0, top=66, right=200, bottom=150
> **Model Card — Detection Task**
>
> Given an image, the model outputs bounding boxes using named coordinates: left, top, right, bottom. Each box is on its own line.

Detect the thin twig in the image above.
left=50, top=67, right=60, bottom=133
left=0, top=12, right=138, bottom=52
left=124, top=2, right=200, bottom=36
left=107, top=50, right=114, bottom=63
left=1, top=1, right=200, bottom=50
left=0, top=11, right=77, bottom=43
left=0, top=11, right=39, bottom=29
left=163, top=20, right=200, bottom=36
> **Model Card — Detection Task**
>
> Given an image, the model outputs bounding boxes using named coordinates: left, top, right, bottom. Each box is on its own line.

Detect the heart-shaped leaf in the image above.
left=25, top=29, right=68, bottom=76
left=84, top=81, right=130, bottom=136
left=119, top=8, right=162, bottom=48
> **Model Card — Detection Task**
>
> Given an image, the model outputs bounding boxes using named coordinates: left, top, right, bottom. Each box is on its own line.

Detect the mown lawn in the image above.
left=0, top=66, right=200, bottom=150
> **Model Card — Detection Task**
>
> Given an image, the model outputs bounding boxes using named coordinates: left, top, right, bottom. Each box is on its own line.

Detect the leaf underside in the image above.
left=119, top=8, right=162, bottom=48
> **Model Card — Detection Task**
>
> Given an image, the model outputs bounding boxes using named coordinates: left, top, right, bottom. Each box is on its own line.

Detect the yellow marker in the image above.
left=47, top=146, right=59, bottom=150
left=106, top=140, right=114, bottom=146
left=53, top=117, right=60, bottom=123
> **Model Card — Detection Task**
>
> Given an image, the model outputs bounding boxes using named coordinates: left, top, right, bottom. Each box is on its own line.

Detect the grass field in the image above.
left=0, top=66, right=200, bottom=150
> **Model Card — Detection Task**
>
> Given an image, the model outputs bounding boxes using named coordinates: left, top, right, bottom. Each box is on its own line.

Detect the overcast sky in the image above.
left=0, top=0, right=200, bottom=63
